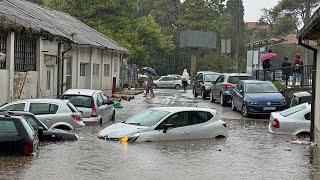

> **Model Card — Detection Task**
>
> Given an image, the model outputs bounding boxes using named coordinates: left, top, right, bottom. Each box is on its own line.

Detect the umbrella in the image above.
left=143, top=67, right=158, bottom=76
left=259, top=52, right=277, bottom=62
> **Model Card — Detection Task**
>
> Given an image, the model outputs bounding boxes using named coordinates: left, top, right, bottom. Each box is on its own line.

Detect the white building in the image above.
left=0, top=0, right=128, bottom=105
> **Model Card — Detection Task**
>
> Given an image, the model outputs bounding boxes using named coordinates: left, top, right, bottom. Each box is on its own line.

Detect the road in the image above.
left=0, top=89, right=318, bottom=180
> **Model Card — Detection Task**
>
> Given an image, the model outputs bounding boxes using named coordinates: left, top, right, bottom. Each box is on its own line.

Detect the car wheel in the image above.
left=202, top=89, right=207, bottom=100
left=242, top=104, right=249, bottom=117
left=175, top=84, right=181, bottom=90
left=210, top=92, right=215, bottom=103
left=193, top=89, right=198, bottom=98
left=220, top=94, right=226, bottom=107
left=231, top=99, right=237, bottom=111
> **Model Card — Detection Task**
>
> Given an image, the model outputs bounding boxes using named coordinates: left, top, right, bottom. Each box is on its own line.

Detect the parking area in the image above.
left=0, top=89, right=317, bottom=180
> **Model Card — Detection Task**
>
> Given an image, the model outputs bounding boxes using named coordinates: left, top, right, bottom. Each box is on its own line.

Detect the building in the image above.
left=299, top=8, right=320, bottom=142
left=0, top=0, right=128, bottom=105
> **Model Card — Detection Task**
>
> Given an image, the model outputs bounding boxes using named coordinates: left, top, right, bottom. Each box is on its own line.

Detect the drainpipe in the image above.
left=57, top=42, right=62, bottom=98
left=298, top=37, right=317, bottom=142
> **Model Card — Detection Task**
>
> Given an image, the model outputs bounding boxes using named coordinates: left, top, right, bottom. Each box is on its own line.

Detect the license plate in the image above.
left=263, top=107, right=276, bottom=111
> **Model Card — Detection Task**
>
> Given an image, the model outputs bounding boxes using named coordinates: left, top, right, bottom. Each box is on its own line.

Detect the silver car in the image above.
left=269, top=103, right=311, bottom=136
left=153, top=76, right=182, bottom=89
left=0, top=99, right=84, bottom=131
left=61, top=89, right=115, bottom=124
left=98, top=107, right=228, bottom=142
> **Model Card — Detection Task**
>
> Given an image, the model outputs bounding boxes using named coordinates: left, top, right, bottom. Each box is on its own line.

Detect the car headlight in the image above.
left=247, top=100, right=257, bottom=105
left=205, top=86, right=211, bottom=90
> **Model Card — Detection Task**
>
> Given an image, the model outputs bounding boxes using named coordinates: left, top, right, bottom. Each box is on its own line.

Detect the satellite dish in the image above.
left=0, top=53, right=6, bottom=63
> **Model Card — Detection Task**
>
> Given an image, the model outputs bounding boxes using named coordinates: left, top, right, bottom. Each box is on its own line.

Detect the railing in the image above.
left=255, top=65, right=313, bottom=87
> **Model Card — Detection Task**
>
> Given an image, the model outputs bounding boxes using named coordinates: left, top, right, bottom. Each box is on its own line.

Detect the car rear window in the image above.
left=279, top=104, right=307, bottom=117
left=61, top=95, right=93, bottom=108
left=0, top=119, right=19, bottom=137
left=227, top=76, right=251, bottom=84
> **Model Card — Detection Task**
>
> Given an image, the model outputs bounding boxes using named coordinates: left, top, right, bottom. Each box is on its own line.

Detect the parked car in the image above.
left=152, top=76, right=183, bottom=89
left=230, top=80, right=286, bottom=117
left=0, top=99, right=84, bottom=131
left=193, top=71, right=220, bottom=99
left=210, top=73, right=252, bottom=106
left=269, top=103, right=310, bottom=136
left=0, top=111, right=79, bottom=141
left=61, top=89, right=115, bottom=124
left=0, top=115, right=39, bottom=156
left=98, top=107, right=228, bottom=142
left=290, top=91, right=311, bottom=108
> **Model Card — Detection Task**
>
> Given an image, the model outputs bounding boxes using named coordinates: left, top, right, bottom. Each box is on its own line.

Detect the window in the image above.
left=2, top=103, right=26, bottom=111
left=104, top=64, right=110, bottom=76
left=124, top=109, right=170, bottom=127
left=204, top=74, right=220, bottom=82
left=46, top=70, right=51, bottom=90
left=245, top=83, right=278, bottom=93
left=96, top=93, right=103, bottom=107
left=228, top=76, right=251, bottom=84
left=168, top=77, right=176, bottom=81
left=279, top=104, right=307, bottom=117
left=0, top=33, right=7, bottom=69
left=14, top=34, right=37, bottom=72
left=113, top=58, right=118, bottom=73
left=23, top=115, right=39, bottom=130
left=93, top=64, right=100, bottom=76
left=61, top=95, right=93, bottom=108
left=190, top=111, right=213, bottom=125
left=80, top=64, right=86, bottom=76
left=305, top=112, right=311, bottom=121
left=0, top=120, right=18, bottom=137
left=236, top=83, right=244, bottom=92
left=162, top=77, right=170, bottom=81
left=217, top=76, right=225, bottom=83
left=159, top=112, right=189, bottom=129
left=29, top=103, right=58, bottom=115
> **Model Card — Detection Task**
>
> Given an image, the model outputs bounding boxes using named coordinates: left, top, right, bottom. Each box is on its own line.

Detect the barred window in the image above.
left=93, top=63, right=100, bottom=76
left=14, top=34, right=37, bottom=72
left=0, top=33, right=7, bottom=69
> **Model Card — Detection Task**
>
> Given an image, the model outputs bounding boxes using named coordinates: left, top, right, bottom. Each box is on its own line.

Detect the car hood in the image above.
left=99, top=123, right=149, bottom=139
left=44, top=128, right=79, bottom=141
left=245, top=93, right=284, bottom=102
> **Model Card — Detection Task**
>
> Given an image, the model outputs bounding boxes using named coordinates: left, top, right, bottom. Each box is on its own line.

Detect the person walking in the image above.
left=143, top=73, right=155, bottom=98
left=281, top=56, right=291, bottom=84
left=292, top=53, right=304, bottom=86
left=262, top=50, right=273, bottom=81
left=181, top=69, right=189, bottom=92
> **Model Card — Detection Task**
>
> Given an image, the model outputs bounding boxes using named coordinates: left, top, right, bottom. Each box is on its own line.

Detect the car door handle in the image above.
left=182, top=132, right=189, bottom=135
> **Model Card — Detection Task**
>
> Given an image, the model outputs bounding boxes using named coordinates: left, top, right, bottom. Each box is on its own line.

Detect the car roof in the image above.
left=198, top=71, right=220, bottom=75
left=63, top=89, right=102, bottom=96
left=223, top=73, right=251, bottom=77
left=241, top=80, right=271, bottom=84
left=149, top=107, right=217, bottom=114
left=293, top=91, right=311, bottom=97
left=0, top=110, right=49, bottom=129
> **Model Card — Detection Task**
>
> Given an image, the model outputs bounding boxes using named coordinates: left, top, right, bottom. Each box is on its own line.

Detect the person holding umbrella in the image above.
left=143, top=67, right=157, bottom=98
left=259, top=49, right=277, bottom=81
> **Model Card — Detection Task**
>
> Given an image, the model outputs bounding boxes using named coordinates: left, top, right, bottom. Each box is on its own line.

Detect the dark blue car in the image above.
left=230, top=80, right=286, bottom=117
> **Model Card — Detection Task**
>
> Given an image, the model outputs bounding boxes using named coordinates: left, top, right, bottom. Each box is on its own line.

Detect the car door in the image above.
left=233, top=82, right=244, bottom=110
left=213, top=75, right=225, bottom=99
left=29, top=103, right=59, bottom=129
left=157, top=77, right=165, bottom=88
left=155, top=111, right=191, bottom=141
left=189, top=111, right=217, bottom=139
left=99, top=93, right=113, bottom=121
left=196, top=73, right=203, bottom=94
left=168, top=77, right=176, bottom=88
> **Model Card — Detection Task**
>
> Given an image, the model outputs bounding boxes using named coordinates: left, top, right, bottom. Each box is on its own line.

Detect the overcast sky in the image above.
left=243, top=0, right=280, bottom=22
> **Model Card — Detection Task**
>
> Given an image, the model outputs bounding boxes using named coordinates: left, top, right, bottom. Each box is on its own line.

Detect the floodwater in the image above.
left=0, top=89, right=317, bottom=180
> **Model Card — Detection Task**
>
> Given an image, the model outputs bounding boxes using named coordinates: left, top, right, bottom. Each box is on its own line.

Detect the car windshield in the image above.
left=280, top=104, right=308, bottom=117
left=124, top=109, right=170, bottom=127
left=61, top=95, right=93, bottom=108
left=245, top=83, right=278, bottom=93
left=204, top=74, right=220, bottom=82
left=228, top=76, right=251, bottom=84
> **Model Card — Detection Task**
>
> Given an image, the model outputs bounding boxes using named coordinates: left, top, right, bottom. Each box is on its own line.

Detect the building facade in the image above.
left=0, top=0, right=128, bottom=105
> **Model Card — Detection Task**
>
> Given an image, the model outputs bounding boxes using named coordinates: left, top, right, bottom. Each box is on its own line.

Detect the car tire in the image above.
left=193, top=89, right=198, bottom=98
left=220, top=94, right=227, bottom=107
left=242, top=104, right=249, bottom=117
left=175, top=84, right=181, bottom=90
left=210, top=92, right=215, bottom=103
left=231, top=99, right=237, bottom=111
left=202, top=89, right=207, bottom=100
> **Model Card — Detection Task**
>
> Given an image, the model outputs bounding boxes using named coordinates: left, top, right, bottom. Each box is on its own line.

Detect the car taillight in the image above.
left=272, top=118, right=280, bottom=128
left=224, top=83, right=234, bottom=89
left=91, top=104, right=97, bottom=117
left=23, top=141, right=34, bottom=155
left=222, top=123, right=227, bottom=128
left=72, top=114, right=81, bottom=121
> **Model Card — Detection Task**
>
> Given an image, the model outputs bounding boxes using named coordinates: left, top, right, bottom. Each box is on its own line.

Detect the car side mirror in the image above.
left=38, top=126, right=44, bottom=135
left=163, top=124, right=174, bottom=133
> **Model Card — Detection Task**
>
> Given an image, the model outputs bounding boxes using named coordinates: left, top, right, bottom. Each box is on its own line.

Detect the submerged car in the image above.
left=61, top=89, right=115, bottom=124
left=0, top=99, right=84, bottom=131
left=0, top=115, right=39, bottom=156
left=290, top=91, right=311, bottom=108
left=269, top=103, right=310, bottom=136
left=230, top=80, right=286, bottom=117
left=0, top=111, right=79, bottom=141
left=98, top=107, right=228, bottom=142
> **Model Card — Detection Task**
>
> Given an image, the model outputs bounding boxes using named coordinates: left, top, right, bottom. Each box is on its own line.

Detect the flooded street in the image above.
left=0, top=89, right=317, bottom=180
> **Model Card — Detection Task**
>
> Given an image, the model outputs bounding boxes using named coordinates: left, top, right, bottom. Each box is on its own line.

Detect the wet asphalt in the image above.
left=0, top=89, right=318, bottom=180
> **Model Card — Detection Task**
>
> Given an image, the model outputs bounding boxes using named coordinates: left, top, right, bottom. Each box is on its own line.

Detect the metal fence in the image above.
left=255, top=65, right=313, bottom=87
left=14, top=34, right=37, bottom=72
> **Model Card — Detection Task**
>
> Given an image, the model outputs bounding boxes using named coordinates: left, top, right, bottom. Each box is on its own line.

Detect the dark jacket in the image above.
left=281, top=60, right=291, bottom=75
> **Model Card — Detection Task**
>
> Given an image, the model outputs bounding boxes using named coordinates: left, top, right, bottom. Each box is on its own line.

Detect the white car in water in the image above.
left=269, top=103, right=311, bottom=136
left=98, top=107, right=228, bottom=142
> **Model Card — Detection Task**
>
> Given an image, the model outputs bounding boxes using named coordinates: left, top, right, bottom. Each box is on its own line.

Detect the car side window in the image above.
left=162, top=77, right=169, bottom=81
left=2, top=103, right=26, bottom=111
left=169, top=77, right=175, bottom=81
left=239, top=83, right=244, bottom=91
left=219, top=76, right=225, bottom=83
left=304, top=112, right=311, bottom=121
left=96, top=94, right=103, bottom=107
left=0, top=120, right=19, bottom=137
left=236, top=83, right=241, bottom=91
left=29, top=103, right=59, bottom=115
left=190, top=111, right=213, bottom=125
left=158, top=112, right=189, bottom=129
left=23, top=115, right=39, bottom=130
